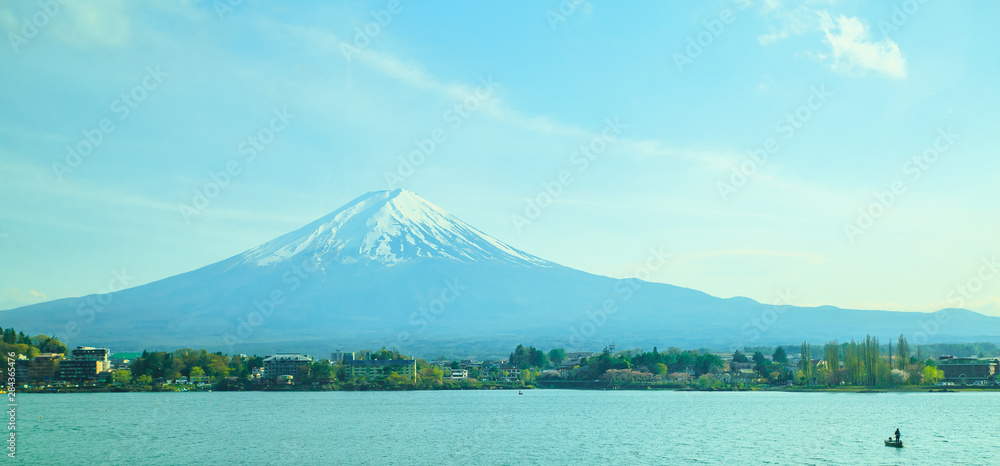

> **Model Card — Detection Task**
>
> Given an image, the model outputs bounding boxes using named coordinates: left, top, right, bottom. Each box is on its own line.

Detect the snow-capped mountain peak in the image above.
left=239, top=189, right=552, bottom=268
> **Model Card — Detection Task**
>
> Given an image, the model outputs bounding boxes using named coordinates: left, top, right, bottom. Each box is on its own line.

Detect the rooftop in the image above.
left=263, top=354, right=312, bottom=362
left=346, top=359, right=415, bottom=366
left=937, top=357, right=1000, bottom=365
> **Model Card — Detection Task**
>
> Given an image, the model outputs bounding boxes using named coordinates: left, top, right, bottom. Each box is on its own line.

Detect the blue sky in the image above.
left=1, top=0, right=998, bottom=317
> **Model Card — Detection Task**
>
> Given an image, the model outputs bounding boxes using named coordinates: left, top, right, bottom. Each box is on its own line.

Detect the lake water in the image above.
left=12, top=390, right=1000, bottom=465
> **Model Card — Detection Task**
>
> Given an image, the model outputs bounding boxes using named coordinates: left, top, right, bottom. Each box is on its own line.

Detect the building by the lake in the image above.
left=937, top=356, right=1000, bottom=384
left=345, top=359, right=417, bottom=382
left=263, top=354, right=313, bottom=380
left=55, top=346, right=111, bottom=383
left=26, top=353, right=63, bottom=384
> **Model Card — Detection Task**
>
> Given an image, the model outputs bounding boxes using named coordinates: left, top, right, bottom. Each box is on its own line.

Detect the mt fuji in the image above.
left=3, top=189, right=999, bottom=356
left=239, top=189, right=552, bottom=269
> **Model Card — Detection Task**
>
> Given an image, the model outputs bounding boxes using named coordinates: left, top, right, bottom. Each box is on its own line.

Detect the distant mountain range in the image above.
left=3, top=189, right=999, bottom=357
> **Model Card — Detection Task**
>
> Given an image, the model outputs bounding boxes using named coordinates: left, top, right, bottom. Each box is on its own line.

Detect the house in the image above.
left=445, top=369, right=468, bottom=380
left=28, top=353, right=64, bottom=383
left=55, top=360, right=101, bottom=382
left=263, top=354, right=313, bottom=380
left=484, top=365, right=521, bottom=382
left=14, top=358, right=28, bottom=384
left=726, top=370, right=759, bottom=386
left=71, top=346, right=111, bottom=373
left=937, top=356, right=999, bottom=384
left=52, top=346, right=112, bottom=382
left=559, top=358, right=586, bottom=370
left=459, top=360, right=483, bottom=371
left=346, top=359, right=417, bottom=382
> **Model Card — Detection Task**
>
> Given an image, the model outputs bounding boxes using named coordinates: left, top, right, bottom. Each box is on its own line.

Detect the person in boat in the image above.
left=894, top=428, right=900, bottom=442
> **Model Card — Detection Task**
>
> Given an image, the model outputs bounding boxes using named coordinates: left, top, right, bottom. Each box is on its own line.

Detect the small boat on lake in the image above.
left=884, top=439, right=903, bottom=448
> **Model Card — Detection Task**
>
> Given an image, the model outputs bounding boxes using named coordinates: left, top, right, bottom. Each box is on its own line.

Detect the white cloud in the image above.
left=757, top=4, right=907, bottom=79
left=819, top=14, right=906, bottom=78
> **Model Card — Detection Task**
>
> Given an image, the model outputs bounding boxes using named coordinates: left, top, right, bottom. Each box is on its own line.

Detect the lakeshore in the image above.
left=18, top=381, right=1000, bottom=394
left=6, top=326, right=1000, bottom=395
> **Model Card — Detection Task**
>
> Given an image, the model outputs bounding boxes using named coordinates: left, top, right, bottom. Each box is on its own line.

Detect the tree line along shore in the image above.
left=3, top=326, right=999, bottom=393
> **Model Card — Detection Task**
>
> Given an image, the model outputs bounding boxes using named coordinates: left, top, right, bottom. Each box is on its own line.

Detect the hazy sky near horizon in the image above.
left=1, top=1, right=998, bottom=317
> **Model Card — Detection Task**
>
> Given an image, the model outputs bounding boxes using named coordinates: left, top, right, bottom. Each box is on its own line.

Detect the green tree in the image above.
left=922, top=365, right=943, bottom=384
left=731, top=350, right=749, bottom=363
left=422, top=366, right=443, bottom=382
left=372, top=347, right=402, bottom=361
left=34, top=335, right=67, bottom=354
left=695, top=354, right=724, bottom=376
left=862, top=335, right=880, bottom=386
left=190, top=366, right=205, bottom=380
left=510, top=345, right=548, bottom=369
left=298, top=364, right=313, bottom=382
left=799, top=341, right=813, bottom=384
left=310, top=361, right=335, bottom=383
left=693, top=374, right=721, bottom=390
left=112, top=369, right=132, bottom=385
left=136, top=374, right=153, bottom=385
left=896, top=334, right=910, bottom=370
left=844, top=340, right=862, bottom=385
left=529, top=348, right=548, bottom=369
left=772, top=347, right=788, bottom=365
left=547, top=348, right=567, bottom=366
left=208, top=356, right=231, bottom=379
left=823, top=341, right=840, bottom=385
left=510, top=345, right=530, bottom=369
left=674, top=351, right=696, bottom=368
left=228, top=355, right=249, bottom=379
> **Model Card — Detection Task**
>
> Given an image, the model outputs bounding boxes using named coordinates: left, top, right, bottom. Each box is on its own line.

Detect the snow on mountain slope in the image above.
left=237, top=189, right=552, bottom=269
left=3, top=188, right=1000, bottom=355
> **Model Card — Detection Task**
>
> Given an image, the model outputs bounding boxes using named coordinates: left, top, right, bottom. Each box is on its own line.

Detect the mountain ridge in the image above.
left=2, top=189, right=999, bottom=356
